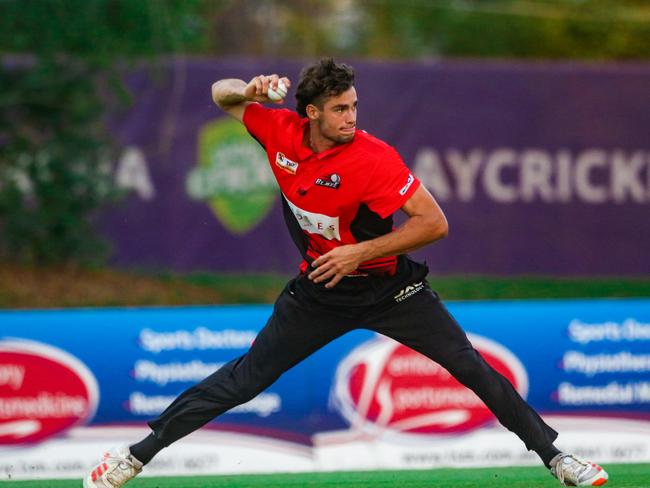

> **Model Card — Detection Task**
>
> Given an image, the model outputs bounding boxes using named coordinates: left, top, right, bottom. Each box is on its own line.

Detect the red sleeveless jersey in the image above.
left=243, top=103, right=420, bottom=276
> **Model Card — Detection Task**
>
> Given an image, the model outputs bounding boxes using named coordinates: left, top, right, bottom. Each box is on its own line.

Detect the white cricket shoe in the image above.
left=550, top=453, right=608, bottom=486
left=83, top=446, right=143, bottom=488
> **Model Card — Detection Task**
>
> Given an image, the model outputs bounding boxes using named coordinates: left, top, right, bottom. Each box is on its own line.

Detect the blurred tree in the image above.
left=0, top=0, right=205, bottom=62
left=198, top=0, right=650, bottom=60
left=358, top=0, right=650, bottom=60
left=0, top=0, right=206, bottom=265
left=0, top=60, right=116, bottom=264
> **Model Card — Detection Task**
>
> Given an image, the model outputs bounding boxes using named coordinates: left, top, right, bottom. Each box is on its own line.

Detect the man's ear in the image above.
left=306, top=104, right=319, bottom=121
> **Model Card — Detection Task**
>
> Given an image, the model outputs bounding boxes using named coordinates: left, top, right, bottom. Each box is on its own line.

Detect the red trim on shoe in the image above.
left=90, top=462, right=109, bottom=482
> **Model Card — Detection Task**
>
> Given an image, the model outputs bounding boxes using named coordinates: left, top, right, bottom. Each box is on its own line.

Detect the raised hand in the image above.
left=244, top=74, right=291, bottom=104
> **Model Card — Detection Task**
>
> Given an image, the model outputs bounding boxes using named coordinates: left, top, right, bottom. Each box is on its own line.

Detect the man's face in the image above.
left=311, top=87, right=357, bottom=145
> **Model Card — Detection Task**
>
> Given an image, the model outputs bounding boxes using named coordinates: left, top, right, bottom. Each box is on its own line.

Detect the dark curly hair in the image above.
left=295, top=58, right=355, bottom=118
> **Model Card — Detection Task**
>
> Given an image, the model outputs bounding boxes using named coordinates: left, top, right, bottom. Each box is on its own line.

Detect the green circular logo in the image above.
left=186, top=118, right=277, bottom=234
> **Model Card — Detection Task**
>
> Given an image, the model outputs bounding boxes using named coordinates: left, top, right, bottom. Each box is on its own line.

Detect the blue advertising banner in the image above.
left=102, top=60, right=650, bottom=275
left=1, top=299, right=649, bottom=479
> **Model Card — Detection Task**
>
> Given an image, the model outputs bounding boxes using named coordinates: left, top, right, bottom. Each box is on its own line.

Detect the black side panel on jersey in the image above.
left=281, top=195, right=311, bottom=263
left=350, top=203, right=393, bottom=242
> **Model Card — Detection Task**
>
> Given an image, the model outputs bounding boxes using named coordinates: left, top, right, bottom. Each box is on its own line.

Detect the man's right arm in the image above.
left=211, top=75, right=291, bottom=123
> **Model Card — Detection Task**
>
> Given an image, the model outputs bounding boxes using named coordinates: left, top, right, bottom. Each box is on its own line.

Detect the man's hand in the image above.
left=212, top=75, right=291, bottom=122
left=308, top=244, right=369, bottom=289
left=244, top=75, right=291, bottom=105
left=306, top=186, right=448, bottom=290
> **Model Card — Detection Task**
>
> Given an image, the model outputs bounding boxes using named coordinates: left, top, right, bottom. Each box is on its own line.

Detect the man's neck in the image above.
left=307, top=126, right=337, bottom=154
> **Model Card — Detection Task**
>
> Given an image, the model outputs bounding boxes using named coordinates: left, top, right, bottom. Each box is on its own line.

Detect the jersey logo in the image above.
left=275, top=152, right=299, bottom=174
left=399, top=173, right=415, bottom=196
left=284, top=195, right=341, bottom=241
left=315, top=173, right=341, bottom=190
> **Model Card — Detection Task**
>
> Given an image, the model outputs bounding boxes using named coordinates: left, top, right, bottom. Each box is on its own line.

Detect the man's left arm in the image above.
left=308, top=185, right=448, bottom=288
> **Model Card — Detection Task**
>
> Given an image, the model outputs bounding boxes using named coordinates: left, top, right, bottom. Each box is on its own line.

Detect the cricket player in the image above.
left=84, top=58, right=608, bottom=487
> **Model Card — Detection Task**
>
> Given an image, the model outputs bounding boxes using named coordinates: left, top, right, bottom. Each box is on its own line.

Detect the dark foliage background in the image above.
left=0, top=0, right=204, bottom=265
left=0, top=1, right=648, bottom=306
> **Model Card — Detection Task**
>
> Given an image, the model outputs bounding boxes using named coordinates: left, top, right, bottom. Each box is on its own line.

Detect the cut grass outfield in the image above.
left=4, top=464, right=650, bottom=488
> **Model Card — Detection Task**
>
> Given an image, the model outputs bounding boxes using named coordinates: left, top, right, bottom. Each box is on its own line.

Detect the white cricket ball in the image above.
left=267, top=80, right=287, bottom=101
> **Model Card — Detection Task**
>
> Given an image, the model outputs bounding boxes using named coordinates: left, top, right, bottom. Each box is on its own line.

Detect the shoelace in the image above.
left=555, top=455, right=591, bottom=485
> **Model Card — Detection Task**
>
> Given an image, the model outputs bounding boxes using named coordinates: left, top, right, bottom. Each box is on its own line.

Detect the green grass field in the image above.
left=4, top=464, right=649, bottom=487
left=2, top=261, right=649, bottom=309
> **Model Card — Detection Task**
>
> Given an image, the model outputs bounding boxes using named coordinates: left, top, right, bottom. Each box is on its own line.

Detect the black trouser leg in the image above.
left=364, top=286, right=558, bottom=451
left=147, top=283, right=353, bottom=447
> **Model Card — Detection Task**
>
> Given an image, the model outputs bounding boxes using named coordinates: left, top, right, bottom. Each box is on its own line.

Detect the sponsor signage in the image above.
left=333, top=335, right=527, bottom=435
left=0, top=339, right=98, bottom=445
left=100, top=60, right=650, bottom=275
left=412, top=147, right=650, bottom=205
left=1, top=298, right=649, bottom=478
left=186, top=118, right=276, bottom=234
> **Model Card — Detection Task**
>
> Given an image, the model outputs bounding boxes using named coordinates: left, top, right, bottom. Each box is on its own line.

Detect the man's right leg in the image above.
left=85, top=280, right=353, bottom=487
left=148, top=283, right=352, bottom=451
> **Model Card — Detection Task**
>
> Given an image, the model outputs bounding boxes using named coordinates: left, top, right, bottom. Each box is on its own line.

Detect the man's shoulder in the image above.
left=273, top=107, right=302, bottom=123
left=245, top=104, right=302, bottom=127
left=352, top=130, right=398, bottom=161
left=353, top=130, right=391, bottom=152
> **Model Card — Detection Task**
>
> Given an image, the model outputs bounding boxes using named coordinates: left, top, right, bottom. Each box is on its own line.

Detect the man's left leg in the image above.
left=364, top=285, right=608, bottom=486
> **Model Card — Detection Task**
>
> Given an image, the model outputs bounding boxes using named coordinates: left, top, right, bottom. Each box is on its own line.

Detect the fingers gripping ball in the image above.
left=267, top=80, right=288, bottom=101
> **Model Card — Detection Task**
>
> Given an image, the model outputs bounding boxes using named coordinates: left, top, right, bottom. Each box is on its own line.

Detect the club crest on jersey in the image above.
left=315, top=173, right=341, bottom=189
left=275, top=152, right=299, bottom=174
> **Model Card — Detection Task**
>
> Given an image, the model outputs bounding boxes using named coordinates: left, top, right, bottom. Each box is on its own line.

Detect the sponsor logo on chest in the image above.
left=275, top=152, right=299, bottom=174
left=315, top=173, right=341, bottom=189
left=284, top=195, right=341, bottom=241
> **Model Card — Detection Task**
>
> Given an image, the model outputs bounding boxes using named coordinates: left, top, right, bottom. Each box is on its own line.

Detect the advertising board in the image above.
left=103, top=60, right=650, bottom=275
left=1, top=299, right=649, bottom=479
